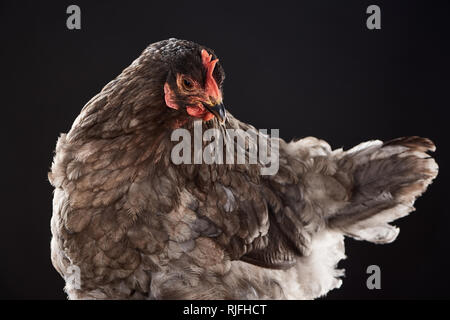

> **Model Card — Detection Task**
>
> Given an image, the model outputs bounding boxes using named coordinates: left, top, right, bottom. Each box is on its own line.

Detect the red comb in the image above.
left=201, top=49, right=221, bottom=101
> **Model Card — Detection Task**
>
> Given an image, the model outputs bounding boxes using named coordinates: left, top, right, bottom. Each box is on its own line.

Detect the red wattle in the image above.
left=186, top=105, right=214, bottom=121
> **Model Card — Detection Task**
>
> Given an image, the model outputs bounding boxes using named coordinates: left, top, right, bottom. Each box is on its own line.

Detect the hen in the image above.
left=49, top=38, right=438, bottom=299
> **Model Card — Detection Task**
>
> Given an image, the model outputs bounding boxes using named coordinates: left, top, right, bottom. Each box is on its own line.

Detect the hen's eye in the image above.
left=183, top=79, right=193, bottom=89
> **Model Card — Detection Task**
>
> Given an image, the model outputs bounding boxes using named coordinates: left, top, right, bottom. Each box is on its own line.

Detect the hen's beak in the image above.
left=205, top=102, right=227, bottom=124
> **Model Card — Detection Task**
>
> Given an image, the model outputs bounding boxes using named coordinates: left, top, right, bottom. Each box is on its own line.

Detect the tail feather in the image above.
left=328, top=137, right=438, bottom=243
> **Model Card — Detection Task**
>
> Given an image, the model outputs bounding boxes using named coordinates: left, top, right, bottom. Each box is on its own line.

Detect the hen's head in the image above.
left=146, top=39, right=227, bottom=125
left=68, top=39, right=228, bottom=142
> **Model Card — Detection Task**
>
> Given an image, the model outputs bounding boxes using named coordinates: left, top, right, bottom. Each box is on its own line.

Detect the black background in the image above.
left=0, top=0, right=449, bottom=299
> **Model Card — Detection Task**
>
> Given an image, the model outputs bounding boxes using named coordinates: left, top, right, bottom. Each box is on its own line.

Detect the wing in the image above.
left=175, top=117, right=340, bottom=271
left=177, top=167, right=299, bottom=270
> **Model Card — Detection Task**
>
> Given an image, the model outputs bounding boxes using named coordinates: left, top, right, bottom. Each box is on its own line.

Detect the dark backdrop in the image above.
left=0, top=0, right=449, bottom=299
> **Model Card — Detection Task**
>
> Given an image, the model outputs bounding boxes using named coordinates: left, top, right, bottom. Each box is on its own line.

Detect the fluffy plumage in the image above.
left=49, top=39, right=438, bottom=299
